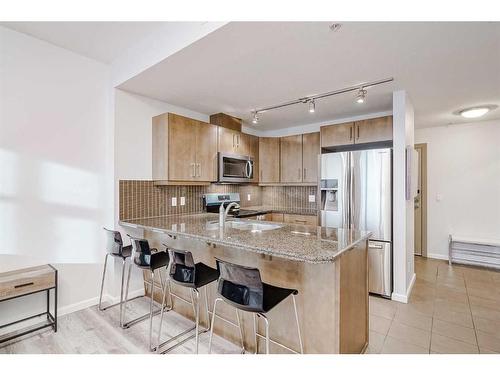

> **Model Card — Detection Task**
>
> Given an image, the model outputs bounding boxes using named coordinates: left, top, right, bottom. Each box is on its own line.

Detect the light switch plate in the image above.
left=308, top=194, right=316, bottom=203
left=171, top=197, right=177, bottom=206
left=247, top=194, right=251, bottom=201
left=180, top=196, right=185, bottom=206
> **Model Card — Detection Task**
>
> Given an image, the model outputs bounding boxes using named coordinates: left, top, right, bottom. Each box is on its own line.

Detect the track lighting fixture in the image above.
left=249, top=77, right=393, bottom=125
left=356, top=88, right=367, bottom=104
left=309, top=99, right=315, bottom=113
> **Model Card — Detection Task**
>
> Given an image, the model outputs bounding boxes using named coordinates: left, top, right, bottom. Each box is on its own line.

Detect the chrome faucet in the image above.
left=219, top=202, right=240, bottom=229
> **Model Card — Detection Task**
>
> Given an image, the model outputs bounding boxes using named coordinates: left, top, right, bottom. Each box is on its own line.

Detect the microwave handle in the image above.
left=246, top=160, right=253, bottom=178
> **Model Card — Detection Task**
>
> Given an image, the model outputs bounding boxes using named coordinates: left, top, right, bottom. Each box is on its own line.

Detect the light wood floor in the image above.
left=368, top=256, right=500, bottom=354
left=3, top=256, right=500, bottom=354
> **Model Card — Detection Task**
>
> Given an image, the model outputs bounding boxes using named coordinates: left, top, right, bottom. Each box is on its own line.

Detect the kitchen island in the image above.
left=120, top=213, right=371, bottom=354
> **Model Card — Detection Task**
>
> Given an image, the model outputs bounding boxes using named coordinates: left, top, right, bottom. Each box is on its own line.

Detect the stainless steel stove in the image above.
left=202, top=193, right=270, bottom=219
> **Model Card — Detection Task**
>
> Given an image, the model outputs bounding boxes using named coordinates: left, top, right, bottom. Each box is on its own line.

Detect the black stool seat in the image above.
left=192, top=262, right=219, bottom=288
left=262, top=283, right=298, bottom=313
left=110, top=244, right=132, bottom=259
left=134, top=250, right=169, bottom=270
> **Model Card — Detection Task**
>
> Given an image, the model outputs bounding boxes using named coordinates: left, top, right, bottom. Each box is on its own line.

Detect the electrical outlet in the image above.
left=171, top=197, right=177, bottom=206
left=308, top=194, right=316, bottom=203
left=180, top=196, right=185, bottom=206
left=247, top=194, right=251, bottom=201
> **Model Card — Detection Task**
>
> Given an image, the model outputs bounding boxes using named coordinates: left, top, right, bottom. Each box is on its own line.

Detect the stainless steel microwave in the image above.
left=218, top=152, right=254, bottom=183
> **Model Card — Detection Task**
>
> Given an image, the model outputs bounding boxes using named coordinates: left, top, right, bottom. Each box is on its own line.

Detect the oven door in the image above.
left=218, top=153, right=254, bottom=183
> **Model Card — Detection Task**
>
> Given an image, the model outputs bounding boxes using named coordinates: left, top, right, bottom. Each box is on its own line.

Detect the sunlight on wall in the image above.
left=0, top=202, right=17, bottom=253
left=39, top=161, right=101, bottom=209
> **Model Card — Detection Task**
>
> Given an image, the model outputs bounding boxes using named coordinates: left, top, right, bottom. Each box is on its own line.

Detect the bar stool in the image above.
left=122, top=235, right=170, bottom=351
left=98, top=228, right=135, bottom=327
left=208, top=259, right=303, bottom=354
left=157, top=248, right=219, bottom=354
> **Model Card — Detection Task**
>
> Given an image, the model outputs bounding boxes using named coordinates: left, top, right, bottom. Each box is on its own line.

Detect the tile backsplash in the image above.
left=119, top=181, right=317, bottom=220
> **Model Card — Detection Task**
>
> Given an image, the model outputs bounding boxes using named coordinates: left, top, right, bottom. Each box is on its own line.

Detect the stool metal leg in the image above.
left=208, top=297, right=222, bottom=354
left=292, top=294, right=303, bottom=354
left=253, top=313, right=258, bottom=354
left=148, top=270, right=155, bottom=351
left=235, top=308, right=245, bottom=352
left=193, top=289, right=200, bottom=354
left=260, top=314, right=270, bottom=354
left=121, top=262, right=132, bottom=327
left=98, top=254, right=109, bottom=311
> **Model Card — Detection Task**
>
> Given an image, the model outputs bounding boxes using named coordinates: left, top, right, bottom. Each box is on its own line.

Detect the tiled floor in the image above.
left=367, top=256, right=500, bottom=354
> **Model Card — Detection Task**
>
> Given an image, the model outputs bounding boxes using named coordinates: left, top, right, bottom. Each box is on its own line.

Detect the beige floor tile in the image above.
left=401, top=299, right=435, bottom=316
left=469, top=295, right=500, bottom=312
left=370, top=297, right=398, bottom=320
left=436, top=276, right=466, bottom=291
left=437, top=264, right=464, bottom=279
left=370, top=314, right=392, bottom=335
left=435, top=286, right=469, bottom=304
left=479, top=347, right=500, bottom=354
left=432, top=318, right=477, bottom=344
left=471, top=305, right=500, bottom=322
left=366, top=330, right=386, bottom=354
left=433, top=305, right=474, bottom=328
left=473, top=316, right=500, bottom=338
left=416, top=272, right=437, bottom=284
left=381, top=336, right=428, bottom=354
left=394, top=307, right=432, bottom=331
left=476, top=331, right=500, bottom=353
left=434, top=298, right=470, bottom=314
left=467, top=286, right=500, bottom=302
left=387, top=321, right=431, bottom=349
left=430, top=333, right=479, bottom=354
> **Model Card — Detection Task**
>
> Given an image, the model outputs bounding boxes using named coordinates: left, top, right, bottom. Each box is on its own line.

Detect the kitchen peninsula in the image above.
left=120, top=213, right=371, bottom=354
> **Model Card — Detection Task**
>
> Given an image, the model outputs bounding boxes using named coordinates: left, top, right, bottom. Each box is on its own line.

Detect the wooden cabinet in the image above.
left=321, top=116, right=392, bottom=148
left=283, top=213, right=318, bottom=226
left=354, top=116, right=393, bottom=144
left=259, top=137, right=280, bottom=183
left=152, top=113, right=217, bottom=182
left=218, top=127, right=249, bottom=155
left=280, top=132, right=319, bottom=184
left=271, top=213, right=284, bottom=222
left=321, top=122, right=354, bottom=148
left=302, top=132, right=320, bottom=183
left=280, top=135, right=303, bottom=183
left=246, top=134, right=259, bottom=183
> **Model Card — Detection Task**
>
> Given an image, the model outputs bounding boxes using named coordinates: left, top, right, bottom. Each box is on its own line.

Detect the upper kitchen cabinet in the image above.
left=354, top=116, right=393, bottom=144
left=280, top=134, right=303, bottom=183
left=320, top=116, right=392, bottom=148
left=259, top=137, right=280, bottom=183
left=321, top=122, right=354, bottom=148
left=302, top=132, right=320, bottom=183
left=152, top=113, right=217, bottom=183
left=211, top=113, right=250, bottom=156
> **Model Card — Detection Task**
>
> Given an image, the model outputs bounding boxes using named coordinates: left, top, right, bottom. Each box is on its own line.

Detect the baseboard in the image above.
left=391, top=273, right=416, bottom=304
left=427, top=253, right=449, bottom=261
left=58, top=289, right=144, bottom=317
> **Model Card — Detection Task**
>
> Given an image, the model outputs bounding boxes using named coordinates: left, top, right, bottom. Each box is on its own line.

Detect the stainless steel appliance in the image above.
left=203, top=193, right=270, bottom=219
left=320, top=148, right=392, bottom=297
left=218, top=153, right=254, bottom=183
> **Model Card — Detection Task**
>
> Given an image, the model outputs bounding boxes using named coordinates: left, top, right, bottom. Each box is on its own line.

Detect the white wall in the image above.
left=392, top=90, right=415, bottom=303
left=415, top=119, right=500, bottom=259
left=0, top=26, right=113, bottom=323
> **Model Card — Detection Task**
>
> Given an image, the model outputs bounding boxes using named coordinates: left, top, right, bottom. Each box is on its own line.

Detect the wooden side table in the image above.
left=0, top=264, right=58, bottom=344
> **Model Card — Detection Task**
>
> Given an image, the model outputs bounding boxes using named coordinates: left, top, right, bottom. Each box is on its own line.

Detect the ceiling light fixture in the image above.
left=458, top=106, right=493, bottom=119
left=252, top=112, right=259, bottom=124
left=309, top=99, right=316, bottom=113
left=249, top=77, right=393, bottom=125
left=329, top=23, right=342, bottom=32
left=355, top=88, right=367, bottom=104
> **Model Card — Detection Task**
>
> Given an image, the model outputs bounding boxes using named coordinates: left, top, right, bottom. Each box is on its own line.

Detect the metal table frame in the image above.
left=0, top=265, right=58, bottom=344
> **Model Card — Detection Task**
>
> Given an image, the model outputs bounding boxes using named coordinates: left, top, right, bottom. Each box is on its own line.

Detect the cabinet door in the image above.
left=280, top=135, right=303, bottom=183
left=271, top=213, right=284, bottom=222
left=168, top=114, right=197, bottom=181
left=302, top=132, right=320, bottom=183
left=218, top=127, right=238, bottom=154
left=321, top=122, right=354, bottom=147
left=195, top=121, right=218, bottom=181
left=246, top=134, right=259, bottom=183
left=259, top=137, right=280, bottom=183
left=354, top=116, right=393, bottom=144
left=237, top=132, right=252, bottom=156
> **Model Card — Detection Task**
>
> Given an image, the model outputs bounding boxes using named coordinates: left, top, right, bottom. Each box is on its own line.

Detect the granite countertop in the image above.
left=119, top=213, right=371, bottom=264
left=241, top=205, right=318, bottom=216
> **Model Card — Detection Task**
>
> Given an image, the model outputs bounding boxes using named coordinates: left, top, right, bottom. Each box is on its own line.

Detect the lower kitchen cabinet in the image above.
left=284, top=213, right=318, bottom=226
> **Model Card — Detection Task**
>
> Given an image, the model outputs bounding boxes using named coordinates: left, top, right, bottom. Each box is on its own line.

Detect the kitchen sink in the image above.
left=206, top=219, right=282, bottom=232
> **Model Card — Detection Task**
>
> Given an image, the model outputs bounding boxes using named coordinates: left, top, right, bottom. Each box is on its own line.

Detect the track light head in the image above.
left=252, top=112, right=259, bottom=124
left=356, top=88, right=367, bottom=104
left=308, top=99, right=315, bottom=113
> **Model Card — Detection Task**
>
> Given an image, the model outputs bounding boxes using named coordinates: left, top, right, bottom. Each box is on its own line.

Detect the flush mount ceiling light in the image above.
left=329, top=23, right=342, bottom=32
left=355, top=88, right=367, bottom=104
left=457, top=105, right=498, bottom=119
left=250, top=77, right=393, bottom=125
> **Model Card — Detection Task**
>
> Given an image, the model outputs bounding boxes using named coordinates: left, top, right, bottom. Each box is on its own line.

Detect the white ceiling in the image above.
left=118, top=22, right=500, bottom=129
left=0, top=22, right=168, bottom=63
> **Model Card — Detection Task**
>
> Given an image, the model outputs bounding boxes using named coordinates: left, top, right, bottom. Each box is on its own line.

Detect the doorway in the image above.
left=414, top=143, right=427, bottom=257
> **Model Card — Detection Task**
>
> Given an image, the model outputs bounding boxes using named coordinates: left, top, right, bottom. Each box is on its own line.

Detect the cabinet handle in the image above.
left=197, top=163, right=201, bottom=177
left=190, top=163, right=195, bottom=177
left=298, top=168, right=301, bottom=180
left=357, top=125, right=360, bottom=140
left=236, top=135, right=240, bottom=148
left=232, top=134, right=235, bottom=148
left=303, top=168, right=306, bottom=180
left=15, top=282, right=34, bottom=288
left=260, top=170, right=263, bottom=181
left=295, top=220, right=307, bottom=224
left=349, top=127, right=353, bottom=140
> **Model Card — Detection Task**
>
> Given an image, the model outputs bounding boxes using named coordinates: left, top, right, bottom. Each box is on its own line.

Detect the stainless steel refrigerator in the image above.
left=320, top=148, right=392, bottom=297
